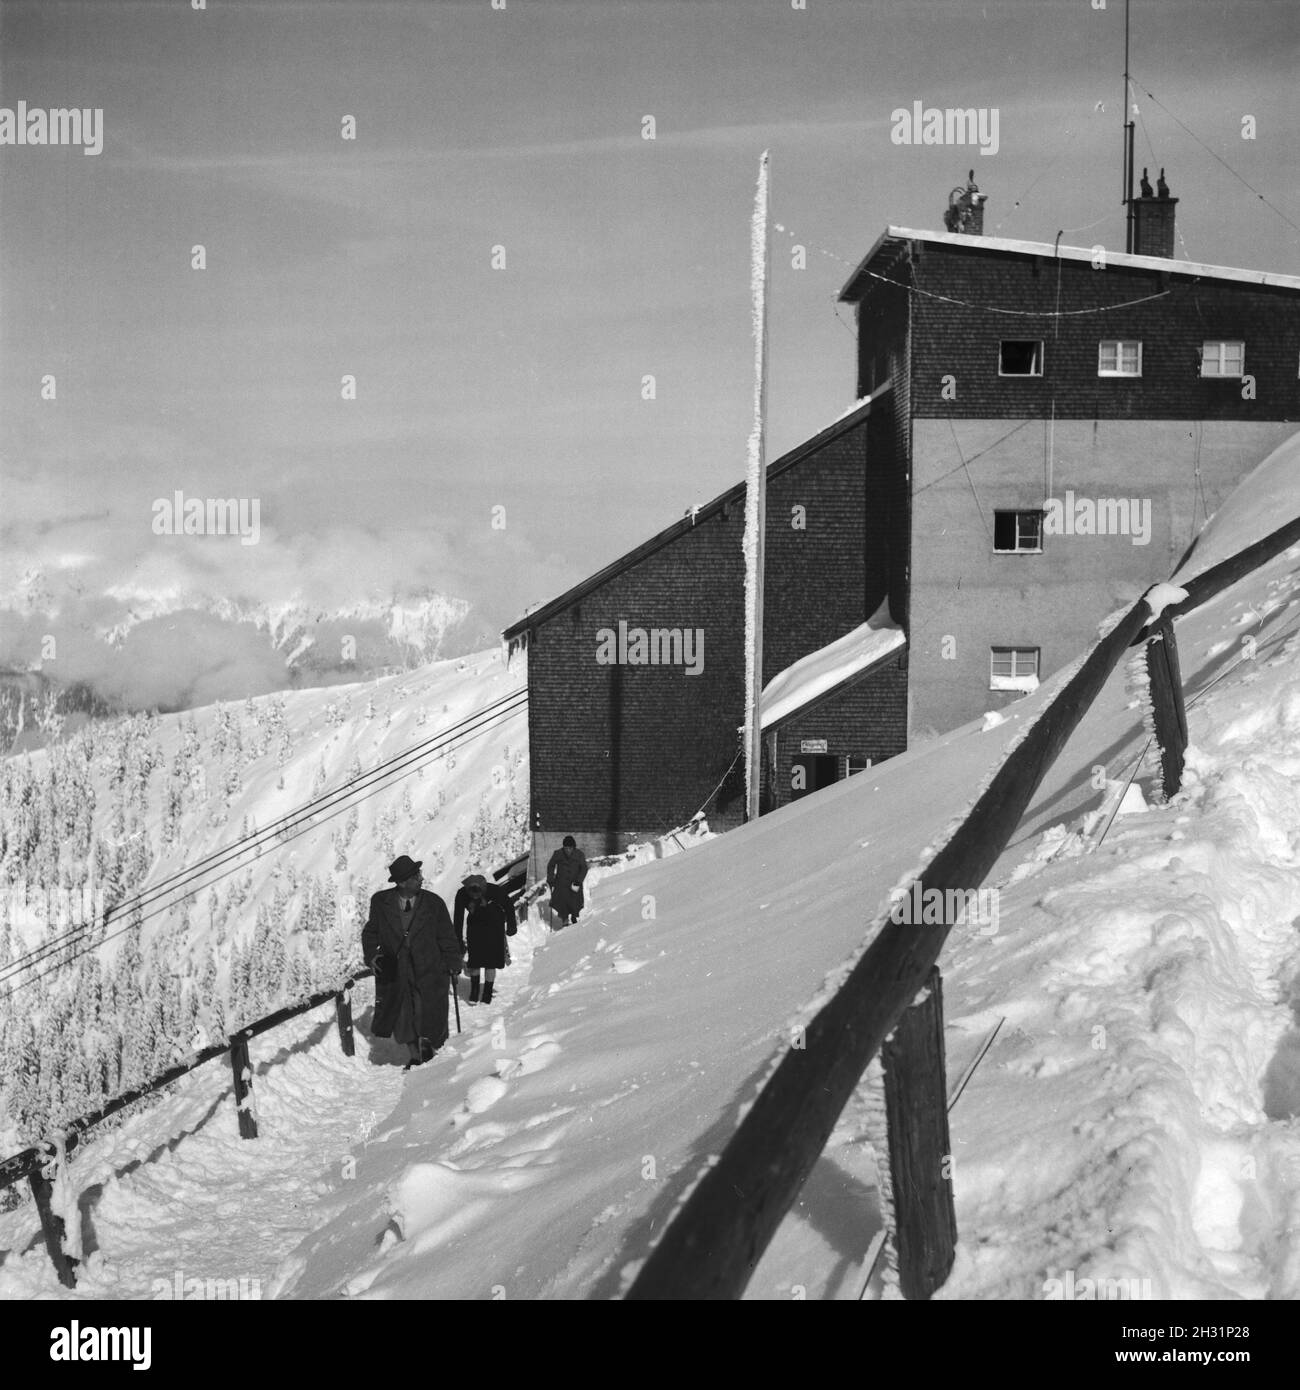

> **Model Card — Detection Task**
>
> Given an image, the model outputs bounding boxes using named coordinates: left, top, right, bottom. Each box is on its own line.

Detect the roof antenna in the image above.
left=1122, top=0, right=1136, bottom=252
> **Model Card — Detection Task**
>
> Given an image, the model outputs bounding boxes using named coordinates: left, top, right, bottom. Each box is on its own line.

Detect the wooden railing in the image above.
left=1, top=847, right=534, bottom=1289
left=626, top=512, right=1300, bottom=1300
left=0, top=965, right=374, bottom=1288
left=6, top=519, right=1297, bottom=1298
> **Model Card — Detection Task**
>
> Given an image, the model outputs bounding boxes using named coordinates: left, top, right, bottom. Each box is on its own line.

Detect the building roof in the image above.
left=839, top=225, right=1300, bottom=303
left=501, top=388, right=887, bottom=643
left=760, top=602, right=906, bottom=732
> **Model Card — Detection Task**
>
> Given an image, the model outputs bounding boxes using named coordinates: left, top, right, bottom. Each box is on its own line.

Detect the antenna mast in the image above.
left=1122, top=0, right=1135, bottom=252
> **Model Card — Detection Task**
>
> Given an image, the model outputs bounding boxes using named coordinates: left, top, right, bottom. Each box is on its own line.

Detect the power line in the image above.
left=0, top=689, right=527, bottom=989
left=1003, top=117, right=1090, bottom=229
left=1, top=689, right=526, bottom=986
left=772, top=220, right=1174, bottom=317
left=912, top=420, right=1035, bottom=496
left=1, top=696, right=526, bottom=1001
left=900, top=271, right=1171, bottom=318
left=1, top=687, right=524, bottom=980
left=1132, top=75, right=1300, bottom=240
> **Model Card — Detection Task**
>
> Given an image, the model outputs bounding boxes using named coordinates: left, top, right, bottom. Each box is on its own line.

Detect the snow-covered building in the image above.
left=505, top=175, right=1300, bottom=874
left=840, top=181, right=1300, bottom=736
left=504, top=400, right=910, bottom=875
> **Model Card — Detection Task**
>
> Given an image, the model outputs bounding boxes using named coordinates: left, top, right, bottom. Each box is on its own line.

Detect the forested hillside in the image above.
left=0, top=650, right=527, bottom=1157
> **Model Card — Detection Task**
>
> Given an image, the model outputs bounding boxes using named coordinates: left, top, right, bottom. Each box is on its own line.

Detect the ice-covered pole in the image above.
left=742, top=150, right=771, bottom=821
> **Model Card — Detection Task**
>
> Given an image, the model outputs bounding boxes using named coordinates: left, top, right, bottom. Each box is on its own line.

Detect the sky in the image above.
left=1, top=0, right=1297, bottom=705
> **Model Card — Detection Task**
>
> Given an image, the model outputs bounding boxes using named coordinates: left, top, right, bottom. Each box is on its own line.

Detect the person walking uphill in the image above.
left=546, top=836, right=588, bottom=929
left=362, top=855, right=463, bottom=1070
left=453, top=873, right=516, bottom=1005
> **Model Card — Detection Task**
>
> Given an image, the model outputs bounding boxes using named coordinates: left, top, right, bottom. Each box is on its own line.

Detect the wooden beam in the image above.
left=28, top=1166, right=77, bottom=1289
left=882, top=967, right=957, bottom=1299
left=335, top=987, right=356, bottom=1058
left=1146, top=616, right=1188, bottom=801
left=1133, top=513, right=1300, bottom=640
left=626, top=591, right=1153, bottom=1299
left=2, top=968, right=373, bottom=1193
left=230, top=1036, right=258, bottom=1139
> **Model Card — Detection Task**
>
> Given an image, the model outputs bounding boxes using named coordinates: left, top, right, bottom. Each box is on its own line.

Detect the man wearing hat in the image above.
left=452, top=872, right=517, bottom=1005
left=362, top=854, right=463, bottom=1068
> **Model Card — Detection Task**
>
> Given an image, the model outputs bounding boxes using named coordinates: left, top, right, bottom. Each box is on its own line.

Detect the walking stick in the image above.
left=451, top=972, right=462, bottom=1034
left=405, top=955, right=432, bottom=1064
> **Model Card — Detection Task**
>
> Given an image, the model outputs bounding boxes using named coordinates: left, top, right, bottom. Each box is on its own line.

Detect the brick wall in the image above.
left=856, top=264, right=911, bottom=402
left=845, top=236, right=1298, bottom=739
left=906, top=242, right=1300, bottom=421
left=856, top=267, right=913, bottom=626
left=766, top=655, right=909, bottom=807
left=524, top=413, right=901, bottom=859
left=764, top=423, right=871, bottom=674
left=525, top=503, right=747, bottom=857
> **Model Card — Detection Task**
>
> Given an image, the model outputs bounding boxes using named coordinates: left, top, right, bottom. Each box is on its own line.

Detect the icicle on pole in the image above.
left=742, top=150, right=771, bottom=821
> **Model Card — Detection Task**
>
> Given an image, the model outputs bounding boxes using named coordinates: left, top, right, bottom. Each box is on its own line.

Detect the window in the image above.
left=999, top=340, right=1043, bottom=376
left=846, top=754, right=872, bottom=776
left=990, top=646, right=1040, bottom=693
left=1200, top=340, right=1245, bottom=378
left=1098, top=340, right=1142, bottom=376
left=993, top=510, right=1043, bottom=553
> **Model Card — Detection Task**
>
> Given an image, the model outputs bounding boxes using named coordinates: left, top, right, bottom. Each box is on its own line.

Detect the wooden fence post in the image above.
left=1146, top=616, right=1189, bottom=801
left=335, top=987, right=355, bottom=1058
left=28, top=1163, right=77, bottom=1289
left=229, top=1036, right=258, bottom=1139
left=882, top=965, right=957, bottom=1299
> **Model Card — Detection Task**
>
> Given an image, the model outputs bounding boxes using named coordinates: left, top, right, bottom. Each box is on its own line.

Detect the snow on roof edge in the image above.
left=839, top=224, right=1300, bottom=299
left=501, top=389, right=891, bottom=640
left=760, top=602, right=906, bottom=732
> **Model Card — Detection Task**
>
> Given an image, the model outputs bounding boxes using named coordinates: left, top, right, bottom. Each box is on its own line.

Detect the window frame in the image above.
left=992, top=509, right=1044, bottom=554
left=989, top=645, right=1041, bottom=693
left=1200, top=340, right=1245, bottom=379
left=1098, top=340, right=1142, bottom=377
left=998, top=340, right=1045, bottom=377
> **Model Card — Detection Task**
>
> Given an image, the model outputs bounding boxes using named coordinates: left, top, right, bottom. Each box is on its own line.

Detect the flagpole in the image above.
left=743, top=150, right=771, bottom=822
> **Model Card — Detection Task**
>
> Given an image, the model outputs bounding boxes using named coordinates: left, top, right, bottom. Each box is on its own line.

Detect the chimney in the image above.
left=943, top=171, right=987, bottom=236
left=1131, top=166, right=1177, bottom=258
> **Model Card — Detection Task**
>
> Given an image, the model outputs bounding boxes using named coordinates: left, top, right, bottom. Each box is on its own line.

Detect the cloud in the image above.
left=0, top=474, right=578, bottom=710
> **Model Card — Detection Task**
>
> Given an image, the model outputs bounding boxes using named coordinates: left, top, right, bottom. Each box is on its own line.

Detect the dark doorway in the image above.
left=791, top=753, right=841, bottom=800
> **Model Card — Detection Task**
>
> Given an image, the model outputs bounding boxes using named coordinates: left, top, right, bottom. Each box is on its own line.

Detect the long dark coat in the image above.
left=546, top=846, right=588, bottom=919
left=453, top=883, right=516, bottom=970
left=362, top=888, right=463, bottom=1048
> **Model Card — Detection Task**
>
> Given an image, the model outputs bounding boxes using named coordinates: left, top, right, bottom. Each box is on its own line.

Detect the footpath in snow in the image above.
left=270, top=435, right=1300, bottom=1301
left=2, top=436, right=1297, bottom=1301
left=0, top=922, right=541, bottom=1299
left=5, top=529, right=1298, bottom=1299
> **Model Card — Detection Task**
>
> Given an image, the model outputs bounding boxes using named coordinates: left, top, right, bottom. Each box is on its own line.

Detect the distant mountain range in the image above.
left=97, top=590, right=491, bottom=669
left=0, top=584, right=500, bottom=734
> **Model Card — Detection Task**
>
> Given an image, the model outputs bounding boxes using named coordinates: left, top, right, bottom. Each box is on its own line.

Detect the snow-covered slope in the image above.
left=1174, top=429, right=1300, bottom=579
left=2, top=441, right=1298, bottom=1301
left=270, top=439, right=1300, bottom=1300
left=0, top=648, right=527, bottom=1158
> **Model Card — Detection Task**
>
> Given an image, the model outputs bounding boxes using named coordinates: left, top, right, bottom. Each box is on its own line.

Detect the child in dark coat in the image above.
left=452, top=873, right=516, bottom=1004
